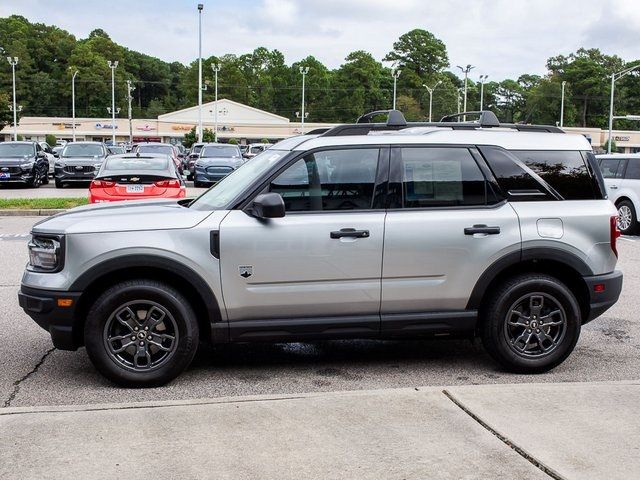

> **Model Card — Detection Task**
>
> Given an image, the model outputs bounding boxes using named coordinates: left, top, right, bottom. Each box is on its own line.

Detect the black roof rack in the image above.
left=320, top=110, right=564, bottom=137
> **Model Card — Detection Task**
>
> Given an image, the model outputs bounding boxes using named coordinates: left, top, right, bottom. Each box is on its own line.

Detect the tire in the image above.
left=481, top=274, right=581, bottom=374
left=194, top=181, right=203, bottom=188
left=616, top=200, right=638, bottom=235
left=27, top=170, right=41, bottom=188
left=84, top=279, right=199, bottom=387
left=42, top=171, right=49, bottom=185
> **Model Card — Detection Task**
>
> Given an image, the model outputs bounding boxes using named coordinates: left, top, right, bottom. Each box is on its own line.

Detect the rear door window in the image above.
left=599, top=159, right=625, bottom=178
left=625, top=160, right=640, bottom=180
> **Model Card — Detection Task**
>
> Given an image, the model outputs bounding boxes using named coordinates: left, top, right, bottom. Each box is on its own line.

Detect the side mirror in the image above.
left=251, top=193, right=285, bottom=219
left=178, top=153, right=185, bottom=159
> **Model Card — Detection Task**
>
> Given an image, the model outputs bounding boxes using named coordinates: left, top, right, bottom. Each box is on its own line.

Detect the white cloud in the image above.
left=1, top=0, right=638, bottom=80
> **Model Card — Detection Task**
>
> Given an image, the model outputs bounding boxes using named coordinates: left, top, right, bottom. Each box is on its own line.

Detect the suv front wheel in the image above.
left=481, top=274, right=581, bottom=373
left=85, top=279, right=199, bottom=387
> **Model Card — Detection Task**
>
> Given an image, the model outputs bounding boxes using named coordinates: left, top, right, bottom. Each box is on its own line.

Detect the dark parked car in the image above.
left=185, top=143, right=205, bottom=180
left=132, top=143, right=184, bottom=175
left=0, top=141, right=50, bottom=188
left=54, top=141, right=108, bottom=188
left=193, top=143, right=244, bottom=187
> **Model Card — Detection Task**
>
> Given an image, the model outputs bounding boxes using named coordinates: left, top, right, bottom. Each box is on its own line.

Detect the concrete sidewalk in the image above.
left=0, top=382, right=638, bottom=480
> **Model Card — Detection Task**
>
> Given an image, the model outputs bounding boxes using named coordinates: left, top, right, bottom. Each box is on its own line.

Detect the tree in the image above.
left=45, top=134, right=56, bottom=146
left=384, top=29, right=448, bottom=78
left=182, top=127, right=215, bottom=147
left=227, top=138, right=238, bottom=144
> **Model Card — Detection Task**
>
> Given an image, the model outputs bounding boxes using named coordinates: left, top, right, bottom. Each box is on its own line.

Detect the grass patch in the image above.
left=0, top=198, right=88, bottom=210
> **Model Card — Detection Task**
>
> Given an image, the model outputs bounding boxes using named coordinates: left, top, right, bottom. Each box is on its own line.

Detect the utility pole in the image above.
left=126, top=79, right=135, bottom=143
left=457, top=64, right=475, bottom=120
left=212, top=63, right=220, bottom=142
left=560, top=81, right=566, bottom=128
left=107, top=60, right=119, bottom=144
left=7, top=57, right=18, bottom=140
left=479, top=74, right=488, bottom=111
left=392, top=68, right=401, bottom=110
left=71, top=69, right=78, bottom=142
left=423, top=80, right=442, bottom=122
left=197, top=3, right=204, bottom=142
left=299, top=66, right=309, bottom=134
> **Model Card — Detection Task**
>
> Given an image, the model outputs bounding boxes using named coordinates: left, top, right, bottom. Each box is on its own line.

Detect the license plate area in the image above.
left=126, top=184, right=145, bottom=193
left=0, top=173, right=10, bottom=179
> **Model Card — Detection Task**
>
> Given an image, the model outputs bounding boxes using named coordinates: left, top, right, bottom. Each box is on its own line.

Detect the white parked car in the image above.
left=596, top=153, right=640, bottom=235
left=38, top=142, right=56, bottom=175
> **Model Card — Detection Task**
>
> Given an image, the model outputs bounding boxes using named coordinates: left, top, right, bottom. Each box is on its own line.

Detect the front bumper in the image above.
left=0, top=171, right=35, bottom=184
left=54, top=167, right=96, bottom=182
left=18, top=285, right=82, bottom=350
left=583, top=270, right=623, bottom=323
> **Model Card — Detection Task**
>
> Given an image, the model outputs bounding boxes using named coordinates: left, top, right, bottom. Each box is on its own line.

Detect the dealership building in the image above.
left=1, top=98, right=640, bottom=153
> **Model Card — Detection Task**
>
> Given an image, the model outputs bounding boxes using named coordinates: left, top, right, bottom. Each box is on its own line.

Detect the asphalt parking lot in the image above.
left=1, top=215, right=639, bottom=409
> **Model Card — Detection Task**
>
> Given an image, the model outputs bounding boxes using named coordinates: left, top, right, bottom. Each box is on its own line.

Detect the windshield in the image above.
left=108, top=146, right=125, bottom=154
left=201, top=145, right=241, bottom=158
left=137, top=145, right=173, bottom=155
left=0, top=143, right=34, bottom=157
left=190, top=150, right=289, bottom=210
left=192, top=145, right=204, bottom=154
left=62, top=144, right=104, bottom=157
left=250, top=146, right=265, bottom=154
left=104, top=156, right=169, bottom=171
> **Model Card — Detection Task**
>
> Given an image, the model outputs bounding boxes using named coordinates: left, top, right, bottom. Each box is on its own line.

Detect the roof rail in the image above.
left=440, top=111, right=501, bottom=127
left=320, top=109, right=564, bottom=137
left=356, top=109, right=407, bottom=127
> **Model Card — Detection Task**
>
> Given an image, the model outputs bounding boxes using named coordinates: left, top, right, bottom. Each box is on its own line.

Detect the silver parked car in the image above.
left=19, top=110, right=623, bottom=387
left=596, top=153, right=640, bottom=235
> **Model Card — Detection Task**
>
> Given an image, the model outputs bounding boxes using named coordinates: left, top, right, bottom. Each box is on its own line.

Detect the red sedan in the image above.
left=89, top=153, right=186, bottom=203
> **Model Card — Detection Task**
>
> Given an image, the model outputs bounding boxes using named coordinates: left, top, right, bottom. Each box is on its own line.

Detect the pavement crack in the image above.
left=442, top=389, right=565, bottom=480
left=3, top=348, right=55, bottom=408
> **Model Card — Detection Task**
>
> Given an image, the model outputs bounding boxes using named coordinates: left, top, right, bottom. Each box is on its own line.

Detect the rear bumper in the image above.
left=89, top=189, right=185, bottom=203
left=583, top=270, right=623, bottom=323
left=18, top=285, right=82, bottom=350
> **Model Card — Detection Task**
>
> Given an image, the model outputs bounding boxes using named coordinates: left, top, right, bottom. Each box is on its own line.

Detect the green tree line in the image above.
left=1, top=15, right=639, bottom=130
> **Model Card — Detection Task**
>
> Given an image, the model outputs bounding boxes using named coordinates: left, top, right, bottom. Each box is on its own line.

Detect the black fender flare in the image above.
left=466, top=247, right=593, bottom=310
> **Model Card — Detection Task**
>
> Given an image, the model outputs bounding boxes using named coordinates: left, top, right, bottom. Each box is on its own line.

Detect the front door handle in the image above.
left=330, top=228, right=370, bottom=239
left=610, top=185, right=618, bottom=189
left=464, top=224, right=501, bottom=235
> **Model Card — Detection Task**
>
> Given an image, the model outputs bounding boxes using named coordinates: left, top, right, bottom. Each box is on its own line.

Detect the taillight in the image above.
left=611, top=215, right=621, bottom=257
left=91, top=180, right=114, bottom=188
left=154, top=179, right=180, bottom=188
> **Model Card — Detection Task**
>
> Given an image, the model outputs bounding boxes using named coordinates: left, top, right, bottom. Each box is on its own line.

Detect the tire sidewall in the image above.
left=485, top=276, right=581, bottom=372
left=85, top=281, right=198, bottom=387
left=617, top=200, right=637, bottom=235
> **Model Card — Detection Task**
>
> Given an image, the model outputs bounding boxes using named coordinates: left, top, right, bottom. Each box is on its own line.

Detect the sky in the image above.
left=1, top=0, right=639, bottom=81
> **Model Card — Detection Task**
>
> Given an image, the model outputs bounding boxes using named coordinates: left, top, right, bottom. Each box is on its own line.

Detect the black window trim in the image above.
left=238, top=144, right=390, bottom=214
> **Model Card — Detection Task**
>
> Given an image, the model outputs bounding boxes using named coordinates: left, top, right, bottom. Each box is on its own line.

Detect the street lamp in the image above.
left=391, top=68, right=401, bottom=110
left=6, top=56, right=18, bottom=140
left=557, top=80, right=567, bottom=128
left=126, top=79, right=135, bottom=143
left=197, top=3, right=204, bottom=143
left=457, top=64, right=475, bottom=119
left=479, top=74, right=488, bottom=111
left=107, top=60, right=119, bottom=144
left=457, top=88, right=463, bottom=116
left=608, top=64, right=640, bottom=153
left=299, top=66, right=309, bottom=134
left=212, top=63, right=221, bottom=142
left=71, top=69, right=78, bottom=141
left=423, top=80, right=442, bottom=122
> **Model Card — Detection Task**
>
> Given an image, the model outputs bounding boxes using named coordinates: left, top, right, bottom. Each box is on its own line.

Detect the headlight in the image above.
left=20, top=161, right=34, bottom=170
left=93, top=163, right=102, bottom=170
left=55, top=161, right=64, bottom=168
left=28, top=236, right=63, bottom=272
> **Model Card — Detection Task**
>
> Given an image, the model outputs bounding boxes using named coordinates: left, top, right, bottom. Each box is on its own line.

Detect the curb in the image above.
left=0, top=209, right=66, bottom=217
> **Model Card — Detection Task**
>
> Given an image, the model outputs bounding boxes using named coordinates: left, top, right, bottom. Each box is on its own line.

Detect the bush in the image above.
left=45, top=134, right=57, bottom=147
left=261, top=138, right=270, bottom=144
left=227, top=138, right=238, bottom=145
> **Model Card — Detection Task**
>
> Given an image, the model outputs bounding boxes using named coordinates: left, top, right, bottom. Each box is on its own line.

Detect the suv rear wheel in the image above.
left=616, top=200, right=638, bottom=235
left=481, top=274, right=581, bottom=373
left=84, top=279, right=199, bottom=387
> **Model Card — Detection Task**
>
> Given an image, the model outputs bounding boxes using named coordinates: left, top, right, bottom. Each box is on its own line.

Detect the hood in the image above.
left=32, top=200, right=212, bottom=235
left=197, top=157, right=243, bottom=168
left=0, top=156, right=34, bottom=165
left=58, top=156, right=105, bottom=165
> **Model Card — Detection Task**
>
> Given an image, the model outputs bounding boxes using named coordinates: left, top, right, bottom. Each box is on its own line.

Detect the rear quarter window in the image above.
left=511, top=150, right=598, bottom=200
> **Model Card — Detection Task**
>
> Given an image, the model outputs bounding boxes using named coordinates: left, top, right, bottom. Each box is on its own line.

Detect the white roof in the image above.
left=158, top=98, right=289, bottom=125
left=596, top=153, right=640, bottom=159
left=293, top=129, right=592, bottom=152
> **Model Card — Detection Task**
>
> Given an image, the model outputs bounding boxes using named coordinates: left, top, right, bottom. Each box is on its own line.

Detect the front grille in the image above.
left=206, top=166, right=233, bottom=175
left=0, top=167, right=22, bottom=174
left=63, top=165, right=94, bottom=174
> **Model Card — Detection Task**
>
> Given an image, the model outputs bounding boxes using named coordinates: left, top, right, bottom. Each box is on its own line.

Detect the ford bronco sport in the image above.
left=19, top=111, right=623, bottom=387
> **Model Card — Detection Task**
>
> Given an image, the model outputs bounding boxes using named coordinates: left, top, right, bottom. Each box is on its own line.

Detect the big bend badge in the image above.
left=239, top=265, right=253, bottom=279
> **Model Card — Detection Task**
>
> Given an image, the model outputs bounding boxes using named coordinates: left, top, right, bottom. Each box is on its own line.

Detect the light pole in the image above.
left=7, top=56, right=18, bottom=140
left=212, top=63, right=221, bottom=142
left=71, top=69, right=78, bottom=142
left=423, top=80, right=442, bottom=122
left=197, top=3, right=204, bottom=143
left=479, top=74, right=488, bottom=111
left=391, top=68, right=401, bottom=110
left=107, top=60, right=118, bottom=144
left=559, top=80, right=566, bottom=128
left=457, top=88, right=463, bottom=116
left=126, top=79, right=135, bottom=143
left=608, top=65, right=640, bottom=153
left=299, top=66, right=309, bottom=134
left=457, top=64, right=475, bottom=119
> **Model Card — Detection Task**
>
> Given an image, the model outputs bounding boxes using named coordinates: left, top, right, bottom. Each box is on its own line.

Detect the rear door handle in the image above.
left=330, top=228, right=370, bottom=239
left=464, top=224, right=501, bottom=235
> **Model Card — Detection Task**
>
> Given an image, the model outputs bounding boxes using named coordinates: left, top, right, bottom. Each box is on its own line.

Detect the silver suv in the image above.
left=19, top=111, right=623, bottom=387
